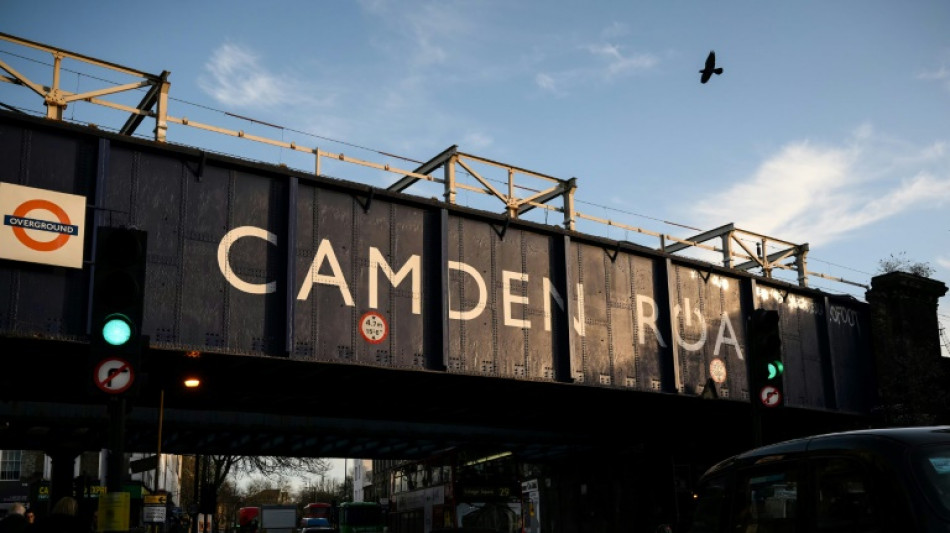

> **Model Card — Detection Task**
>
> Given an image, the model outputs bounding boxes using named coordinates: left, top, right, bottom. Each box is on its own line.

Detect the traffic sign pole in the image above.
left=107, top=396, right=127, bottom=492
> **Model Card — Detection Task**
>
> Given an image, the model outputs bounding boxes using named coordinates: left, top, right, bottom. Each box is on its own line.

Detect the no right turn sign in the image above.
left=94, top=357, right=135, bottom=394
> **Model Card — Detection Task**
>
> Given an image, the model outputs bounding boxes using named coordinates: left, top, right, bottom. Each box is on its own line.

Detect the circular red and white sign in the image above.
left=760, top=385, right=782, bottom=408
left=359, top=311, right=388, bottom=344
left=11, top=199, right=74, bottom=251
left=94, top=357, right=135, bottom=394
left=709, top=358, right=727, bottom=384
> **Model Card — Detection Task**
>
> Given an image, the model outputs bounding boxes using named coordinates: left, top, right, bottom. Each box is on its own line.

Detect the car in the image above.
left=429, top=529, right=499, bottom=533
left=298, top=517, right=335, bottom=533
left=684, top=426, right=950, bottom=532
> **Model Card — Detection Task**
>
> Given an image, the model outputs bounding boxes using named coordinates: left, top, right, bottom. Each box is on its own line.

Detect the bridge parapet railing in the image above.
left=0, top=32, right=869, bottom=292
left=0, top=32, right=170, bottom=136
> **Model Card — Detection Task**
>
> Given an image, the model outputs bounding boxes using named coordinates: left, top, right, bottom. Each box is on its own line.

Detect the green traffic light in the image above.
left=102, top=314, right=133, bottom=346
left=767, top=360, right=785, bottom=380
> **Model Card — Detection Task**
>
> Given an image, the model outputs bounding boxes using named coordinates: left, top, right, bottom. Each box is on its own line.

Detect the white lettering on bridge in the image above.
left=217, top=225, right=747, bottom=355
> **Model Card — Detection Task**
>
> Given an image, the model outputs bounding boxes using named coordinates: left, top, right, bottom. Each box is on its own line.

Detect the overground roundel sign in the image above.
left=359, top=311, right=388, bottom=344
left=0, top=182, right=86, bottom=269
left=94, top=357, right=135, bottom=394
left=11, top=199, right=73, bottom=251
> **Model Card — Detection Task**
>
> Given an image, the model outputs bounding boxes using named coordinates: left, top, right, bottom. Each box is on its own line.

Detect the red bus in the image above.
left=238, top=507, right=260, bottom=532
left=302, top=502, right=335, bottom=525
left=388, top=449, right=522, bottom=533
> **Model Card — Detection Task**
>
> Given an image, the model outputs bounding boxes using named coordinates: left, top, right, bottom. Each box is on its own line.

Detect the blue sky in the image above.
left=2, top=2, right=948, bottom=351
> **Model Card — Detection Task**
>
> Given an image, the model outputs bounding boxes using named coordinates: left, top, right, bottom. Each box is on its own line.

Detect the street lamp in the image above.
left=184, top=350, right=202, bottom=388
left=155, top=353, right=203, bottom=509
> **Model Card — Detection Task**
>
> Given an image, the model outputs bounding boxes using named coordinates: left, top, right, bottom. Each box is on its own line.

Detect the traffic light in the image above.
left=748, top=308, right=784, bottom=407
left=89, top=226, right=147, bottom=394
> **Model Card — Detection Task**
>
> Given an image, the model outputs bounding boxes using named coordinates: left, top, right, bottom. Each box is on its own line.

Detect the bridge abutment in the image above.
left=867, top=271, right=948, bottom=425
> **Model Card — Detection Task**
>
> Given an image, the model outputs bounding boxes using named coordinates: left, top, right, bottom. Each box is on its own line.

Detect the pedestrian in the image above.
left=0, top=503, right=28, bottom=533
left=37, top=497, right=84, bottom=533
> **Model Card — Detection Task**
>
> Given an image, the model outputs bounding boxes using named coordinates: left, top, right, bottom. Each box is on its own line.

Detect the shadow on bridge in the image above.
left=0, top=336, right=868, bottom=467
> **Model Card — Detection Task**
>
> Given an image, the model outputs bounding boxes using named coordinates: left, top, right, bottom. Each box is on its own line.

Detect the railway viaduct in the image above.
left=0, top=32, right=947, bottom=531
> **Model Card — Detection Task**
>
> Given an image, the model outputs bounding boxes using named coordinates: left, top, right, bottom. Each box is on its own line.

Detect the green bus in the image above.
left=338, top=502, right=385, bottom=533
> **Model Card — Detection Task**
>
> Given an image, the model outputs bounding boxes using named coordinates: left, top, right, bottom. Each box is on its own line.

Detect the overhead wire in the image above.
left=0, top=46, right=913, bottom=295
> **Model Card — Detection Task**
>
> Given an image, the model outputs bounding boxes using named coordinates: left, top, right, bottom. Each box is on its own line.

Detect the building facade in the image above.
left=0, top=450, right=182, bottom=519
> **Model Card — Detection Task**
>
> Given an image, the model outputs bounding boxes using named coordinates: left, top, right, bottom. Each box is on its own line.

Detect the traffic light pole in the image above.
left=107, top=396, right=127, bottom=492
left=751, top=388, right=763, bottom=448
left=191, top=455, right=201, bottom=533
left=156, top=388, right=164, bottom=491
left=90, top=226, right=147, bottom=493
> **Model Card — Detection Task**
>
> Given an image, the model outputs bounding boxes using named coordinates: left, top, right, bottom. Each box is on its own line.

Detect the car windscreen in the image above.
left=915, top=444, right=950, bottom=517
left=686, top=472, right=728, bottom=533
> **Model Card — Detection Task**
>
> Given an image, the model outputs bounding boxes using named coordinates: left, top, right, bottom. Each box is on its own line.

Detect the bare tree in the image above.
left=187, top=456, right=333, bottom=533
left=202, top=455, right=333, bottom=495
left=338, top=474, right=353, bottom=503
left=292, top=476, right=341, bottom=511
left=878, top=252, right=935, bottom=277
left=242, top=477, right=285, bottom=504
left=217, top=480, right=242, bottom=532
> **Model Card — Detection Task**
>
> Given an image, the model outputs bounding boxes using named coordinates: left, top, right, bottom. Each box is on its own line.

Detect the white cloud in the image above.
left=917, top=60, right=950, bottom=92
left=358, top=0, right=473, bottom=69
left=917, top=65, right=949, bottom=81
left=691, top=129, right=950, bottom=247
left=199, top=43, right=331, bottom=109
left=404, top=3, right=475, bottom=67
left=938, top=256, right=950, bottom=270
left=917, top=141, right=947, bottom=160
left=851, top=122, right=874, bottom=141
left=462, top=132, right=493, bottom=151
left=600, top=22, right=629, bottom=40
left=584, top=43, right=658, bottom=78
left=535, top=73, right=558, bottom=93
left=857, top=172, right=950, bottom=225
left=533, top=41, right=658, bottom=97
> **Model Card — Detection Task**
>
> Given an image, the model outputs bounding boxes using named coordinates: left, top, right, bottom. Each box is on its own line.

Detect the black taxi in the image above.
left=685, top=426, right=950, bottom=532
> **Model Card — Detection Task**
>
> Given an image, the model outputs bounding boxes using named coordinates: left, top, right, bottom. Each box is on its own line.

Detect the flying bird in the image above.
left=699, top=50, right=723, bottom=84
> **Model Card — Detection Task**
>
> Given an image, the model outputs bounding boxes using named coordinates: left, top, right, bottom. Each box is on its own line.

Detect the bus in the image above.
left=238, top=507, right=260, bottom=533
left=338, top=502, right=385, bottom=533
left=388, top=449, right=522, bottom=533
left=302, top=502, right=334, bottom=523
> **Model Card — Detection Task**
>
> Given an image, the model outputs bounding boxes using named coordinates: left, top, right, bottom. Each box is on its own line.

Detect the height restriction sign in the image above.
left=94, top=358, right=135, bottom=394
left=359, top=311, right=388, bottom=344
